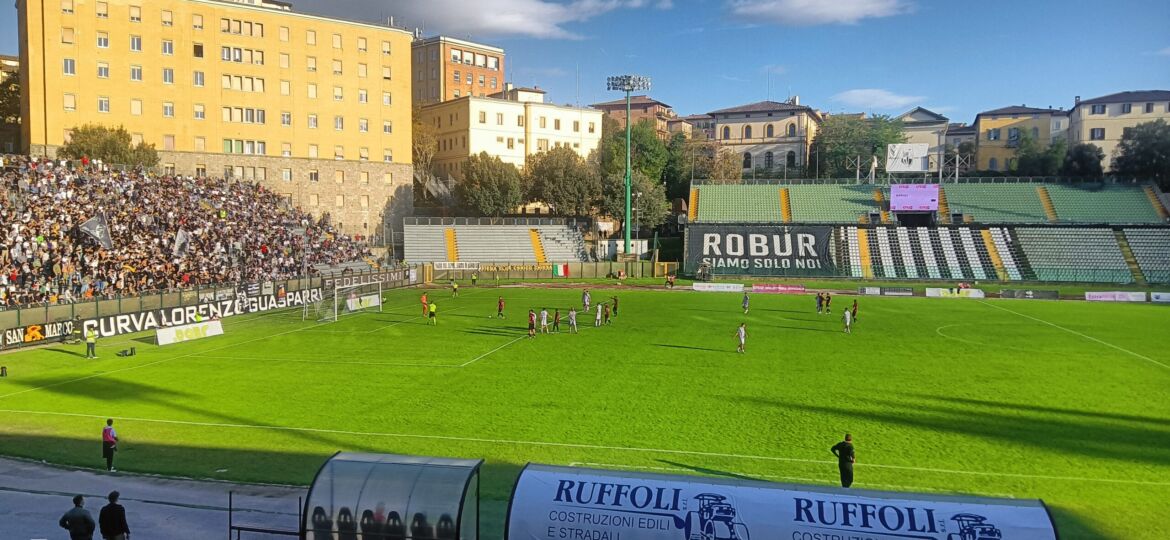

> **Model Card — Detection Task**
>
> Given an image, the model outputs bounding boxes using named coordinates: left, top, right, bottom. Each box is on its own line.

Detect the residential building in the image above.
left=412, top=36, right=504, bottom=104
left=973, top=105, right=1068, bottom=171
left=418, top=84, right=603, bottom=180
left=666, top=117, right=692, bottom=138
left=679, top=114, right=714, bottom=140
left=0, top=55, right=19, bottom=152
left=1068, top=90, right=1170, bottom=170
left=894, top=107, right=949, bottom=172
left=709, top=98, right=822, bottom=173
left=947, top=123, right=976, bottom=149
left=590, top=95, right=675, bottom=140
left=17, top=0, right=415, bottom=234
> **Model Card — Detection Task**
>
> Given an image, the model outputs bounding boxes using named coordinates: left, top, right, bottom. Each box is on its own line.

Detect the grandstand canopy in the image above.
left=303, top=452, right=482, bottom=540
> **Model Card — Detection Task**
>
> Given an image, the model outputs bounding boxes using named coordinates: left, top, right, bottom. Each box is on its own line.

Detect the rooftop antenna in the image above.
left=575, top=63, right=580, bottom=108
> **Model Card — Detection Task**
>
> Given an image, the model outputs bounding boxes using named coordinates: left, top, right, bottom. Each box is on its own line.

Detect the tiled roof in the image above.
left=591, top=95, right=672, bottom=109
left=1076, top=90, right=1170, bottom=107
left=708, top=100, right=811, bottom=115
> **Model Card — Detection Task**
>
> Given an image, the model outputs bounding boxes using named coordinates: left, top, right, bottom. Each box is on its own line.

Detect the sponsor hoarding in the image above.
left=859, top=287, right=882, bottom=296
left=156, top=320, right=224, bottom=346
left=323, top=269, right=409, bottom=290
left=506, top=464, right=1057, bottom=540
left=926, top=288, right=986, bottom=298
left=81, top=288, right=323, bottom=338
left=1152, top=292, right=1170, bottom=303
left=346, top=293, right=383, bottom=312
left=890, top=184, right=940, bottom=211
left=881, top=287, right=915, bottom=296
left=685, top=225, right=835, bottom=277
left=434, top=262, right=481, bottom=271
left=692, top=283, right=745, bottom=293
left=751, top=284, right=806, bottom=294
left=885, top=144, right=931, bottom=172
left=999, top=289, right=1059, bottom=300
left=2, top=320, right=75, bottom=349
left=1085, top=291, right=1147, bottom=302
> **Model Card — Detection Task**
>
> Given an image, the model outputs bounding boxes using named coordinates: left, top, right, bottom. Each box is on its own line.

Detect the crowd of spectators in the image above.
left=1, top=156, right=372, bottom=308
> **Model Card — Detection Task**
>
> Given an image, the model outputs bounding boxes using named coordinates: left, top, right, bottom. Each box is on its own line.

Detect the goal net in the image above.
left=304, top=281, right=383, bottom=322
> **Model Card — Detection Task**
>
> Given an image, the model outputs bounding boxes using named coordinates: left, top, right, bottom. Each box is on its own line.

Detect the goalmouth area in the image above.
left=0, top=280, right=1168, bottom=538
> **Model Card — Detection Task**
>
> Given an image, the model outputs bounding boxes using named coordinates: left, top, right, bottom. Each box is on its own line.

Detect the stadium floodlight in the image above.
left=606, top=74, right=651, bottom=255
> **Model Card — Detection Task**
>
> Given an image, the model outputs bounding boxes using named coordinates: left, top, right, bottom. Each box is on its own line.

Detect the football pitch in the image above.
left=1, top=284, right=1168, bottom=539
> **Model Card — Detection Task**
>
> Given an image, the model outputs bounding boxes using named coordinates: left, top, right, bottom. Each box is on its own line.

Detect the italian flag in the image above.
left=553, top=264, right=570, bottom=278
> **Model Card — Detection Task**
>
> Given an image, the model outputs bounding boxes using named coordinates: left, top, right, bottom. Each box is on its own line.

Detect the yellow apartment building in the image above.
left=17, top=0, right=414, bottom=235
left=412, top=36, right=504, bottom=104
left=1068, top=90, right=1170, bottom=171
left=973, top=105, right=1068, bottom=172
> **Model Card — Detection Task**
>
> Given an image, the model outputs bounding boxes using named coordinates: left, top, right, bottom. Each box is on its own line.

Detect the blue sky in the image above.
left=3, top=0, right=1168, bottom=123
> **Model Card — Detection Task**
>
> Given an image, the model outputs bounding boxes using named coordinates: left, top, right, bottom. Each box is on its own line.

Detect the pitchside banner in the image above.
left=346, top=293, right=382, bottom=312
left=82, top=287, right=323, bottom=338
left=926, top=288, right=986, bottom=299
left=1152, top=292, right=1170, bottom=303
left=2, top=320, right=75, bottom=349
left=1085, top=291, right=1147, bottom=302
left=506, top=465, right=1058, bottom=540
left=692, top=283, right=744, bottom=293
left=686, top=225, right=835, bottom=277
left=156, top=320, right=224, bottom=346
left=323, top=269, right=410, bottom=290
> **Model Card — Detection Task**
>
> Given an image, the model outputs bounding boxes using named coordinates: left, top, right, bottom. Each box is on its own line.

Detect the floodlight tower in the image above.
left=606, top=74, right=651, bottom=255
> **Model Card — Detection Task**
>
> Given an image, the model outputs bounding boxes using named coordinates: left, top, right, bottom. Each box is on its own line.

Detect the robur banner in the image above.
left=685, top=225, right=835, bottom=277
left=506, top=465, right=1058, bottom=540
left=81, top=288, right=323, bottom=338
left=2, top=320, right=75, bottom=349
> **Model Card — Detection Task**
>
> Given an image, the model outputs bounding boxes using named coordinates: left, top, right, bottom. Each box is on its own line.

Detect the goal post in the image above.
left=304, top=281, right=383, bottom=322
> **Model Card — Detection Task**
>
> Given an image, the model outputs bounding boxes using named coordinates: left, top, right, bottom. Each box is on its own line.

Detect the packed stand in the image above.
left=0, top=156, right=371, bottom=308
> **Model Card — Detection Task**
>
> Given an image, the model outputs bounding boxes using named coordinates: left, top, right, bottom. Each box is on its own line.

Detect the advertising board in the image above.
left=1085, top=291, right=1147, bottom=302
left=323, top=269, right=409, bottom=290
left=751, top=284, right=806, bottom=294
left=434, top=262, right=481, bottom=271
left=885, top=144, right=931, bottom=172
left=1152, top=292, right=1170, bottom=303
left=346, top=293, right=383, bottom=312
left=506, top=464, right=1057, bottom=540
left=2, top=320, right=75, bottom=349
left=692, top=283, right=744, bottom=293
left=889, top=183, right=940, bottom=211
left=685, top=225, right=835, bottom=277
left=156, top=320, right=224, bottom=346
left=82, top=287, right=323, bottom=338
left=999, top=289, right=1059, bottom=300
left=926, top=288, right=986, bottom=299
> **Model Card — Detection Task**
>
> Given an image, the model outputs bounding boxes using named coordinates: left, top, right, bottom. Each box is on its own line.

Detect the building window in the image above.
left=61, top=0, right=74, bottom=13
left=786, top=151, right=797, bottom=168
left=281, top=112, right=291, bottom=126
left=307, top=84, right=317, bottom=98
left=359, top=148, right=369, bottom=161
left=193, top=14, right=203, bottom=30
left=1090, top=104, right=1106, bottom=115
left=764, top=151, right=774, bottom=169
left=383, top=149, right=393, bottom=162
left=333, top=86, right=343, bottom=101
left=743, top=125, right=752, bottom=139
left=129, top=5, right=141, bottom=22
left=163, top=102, right=174, bottom=117
left=63, top=93, right=76, bottom=111
left=162, top=68, right=174, bottom=84
left=308, top=114, right=318, bottom=128
left=518, top=116, right=526, bottom=127
left=130, top=35, right=142, bottom=52
left=1145, top=103, right=1154, bottom=114
left=383, top=121, right=392, bottom=134
left=1031, top=127, right=1039, bottom=139
left=1008, top=128, right=1020, bottom=141
left=382, top=66, right=391, bottom=80
left=281, top=168, right=292, bottom=182
left=988, top=158, right=998, bottom=171
left=490, top=77, right=497, bottom=89
left=61, top=27, right=75, bottom=44
left=1121, top=103, right=1132, bottom=114
left=98, top=96, right=110, bottom=113
left=332, top=33, right=342, bottom=49
left=307, top=56, right=316, bottom=72
left=742, top=152, right=752, bottom=169
left=161, top=10, right=173, bottom=26
left=280, top=80, right=290, bottom=95
left=194, top=104, right=205, bottom=119
left=454, top=70, right=461, bottom=83
left=382, top=92, right=391, bottom=106
left=309, top=171, right=319, bottom=183
left=722, top=126, right=730, bottom=139
left=130, top=65, right=142, bottom=81
left=332, top=59, right=343, bottom=75
left=193, top=71, right=204, bottom=87
left=765, top=124, right=774, bottom=138
left=306, top=30, right=316, bottom=45
left=588, top=122, right=595, bottom=134
left=191, top=43, right=204, bottom=58
left=540, top=117, right=547, bottom=128
left=986, top=128, right=1000, bottom=141
left=96, top=63, right=109, bottom=78
left=478, top=75, right=485, bottom=86
left=359, top=118, right=368, bottom=132
left=787, top=124, right=797, bottom=137
left=1090, top=128, right=1105, bottom=140
left=62, top=58, right=75, bottom=75
left=130, top=99, right=142, bottom=115
left=334, top=116, right=344, bottom=130
left=95, top=1, right=107, bottom=17
left=96, top=31, right=109, bottom=48
left=334, top=146, right=344, bottom=160
left=554, top=119, right=561, bottom=130
left=358, top=89, right=368, bottom=103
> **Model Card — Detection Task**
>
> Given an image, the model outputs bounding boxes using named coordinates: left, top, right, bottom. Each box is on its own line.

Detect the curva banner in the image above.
left=1085, top=291, right=1147, bottom=302
left=156, top=320, right=224, bottom=346
left=751, top=284, right=806, bottom=294
left=685, top=225, right=835, bottom=277
left=506, top=464, right=1058, bottom=540
left=82, top=288, right=323, bottom=338
left=692, top=283, right=744, bottom=293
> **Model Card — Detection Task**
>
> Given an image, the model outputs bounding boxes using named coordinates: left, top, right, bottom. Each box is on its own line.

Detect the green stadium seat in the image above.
left=1124, top=229, right=1170, bottom=283
left=1046, top=184, right=1162, bottom=224
left=1014, top=228, right=1132, bottom=283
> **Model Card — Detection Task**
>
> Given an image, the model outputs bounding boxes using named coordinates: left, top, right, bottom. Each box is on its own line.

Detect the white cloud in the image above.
left=720, top=74, right=750, bottom=83
left=1157, top=47, right=1170, bottom=56
left=832, top=89, right=925, bottom=110
left=294, top=0, right=669, bottom=39
left=726, top=0, right=911, bottom=25
left=760, top=64, right=787, bottom=75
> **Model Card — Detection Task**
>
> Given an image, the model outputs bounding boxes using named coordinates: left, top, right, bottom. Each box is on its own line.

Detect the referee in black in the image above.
left=830, top=433, right=855, bottom=488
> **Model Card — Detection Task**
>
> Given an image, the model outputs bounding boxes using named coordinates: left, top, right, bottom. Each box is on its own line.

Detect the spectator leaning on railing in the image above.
left=0, top=156, right=371, bottom=309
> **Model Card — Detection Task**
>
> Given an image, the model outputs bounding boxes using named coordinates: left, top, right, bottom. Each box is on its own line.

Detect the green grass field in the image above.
left=1, top=284, right=1168, bottom=539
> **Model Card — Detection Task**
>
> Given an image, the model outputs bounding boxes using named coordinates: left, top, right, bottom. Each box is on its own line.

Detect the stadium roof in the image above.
left=709, top=100, right=813, bottom=116
left=1074, top=90, right=1170, bottom=107
left=591, top=95, right=672, bottom=109
left=977, top=105, right=1068, bottom=117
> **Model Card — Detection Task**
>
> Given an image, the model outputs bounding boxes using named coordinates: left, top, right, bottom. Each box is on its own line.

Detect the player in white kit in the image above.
left=735, top=323, right=747, bottom=353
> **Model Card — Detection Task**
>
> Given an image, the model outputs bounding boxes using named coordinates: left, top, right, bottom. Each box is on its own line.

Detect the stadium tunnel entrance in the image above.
left=895, top=211, right=936, bottom=227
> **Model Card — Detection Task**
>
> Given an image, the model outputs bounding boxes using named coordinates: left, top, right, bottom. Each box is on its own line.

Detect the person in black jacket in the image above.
left=830, top=434, right=856, bottom=488
left=99, top=491, right=131, bottom=540
left=59, top=494, right=97, bottom=540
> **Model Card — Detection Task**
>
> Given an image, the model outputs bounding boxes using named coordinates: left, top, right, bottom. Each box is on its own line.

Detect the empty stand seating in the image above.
left=942, top=184, right=1049, bottom=223
left=842, top=226, right=1000, bottom=281
left=1045, top=185, right=1164, bottom=224
left=1013, top=228, right=1132, bottom=283
left=695, top=185, right=783, bottom=222
left=788, top=185, right=881, bottom=223
left=1124, top=229, right=1170, bottom=283
left=404, top=223, right=588, bottom=263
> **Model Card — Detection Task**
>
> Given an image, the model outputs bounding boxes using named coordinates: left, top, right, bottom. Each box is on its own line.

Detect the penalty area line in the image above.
left=460, top=336, right=527, bottom=367
left=980, top=300, right=1170, bottom=371
left=0, top=408, right=1166, bottom=487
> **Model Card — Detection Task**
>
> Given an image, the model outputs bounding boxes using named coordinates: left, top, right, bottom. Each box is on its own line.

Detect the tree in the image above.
left=1113, top=119, right=1170, bottom=187
left=57, top=124, right=158, bottom=167
left=0, top=69, right=19, bottom=126
left=1013, top=134, right=1064, bottom=176
left=412, top=105, right=441, bottom=203
left=661, top=132, right=692, bottom=200
left=597, top=117, right=668, bottom=182
left=812, top=114, right=905, bottom=178
left=601, top=170, right=669, bottom=231
left=1061, top=143, right=1105, bottom=178
left=524, top=146, right=601, bottom=216
left=707, top=149, right=744, bottom=182
left=454, top=153, right=523, bottom=216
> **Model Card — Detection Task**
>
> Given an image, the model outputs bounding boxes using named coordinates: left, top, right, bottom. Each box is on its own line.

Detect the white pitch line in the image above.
left=0, top=320, right=332, bottom=400
left=0, top=408, right=1166, bottom=487
left=567, top=462, right=1017, bottom=499
left=460, top=336, right=526, bottom=367
left=980, top=300, right=1170, bottom=371
left=190, top=355, right=460, bottom=368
